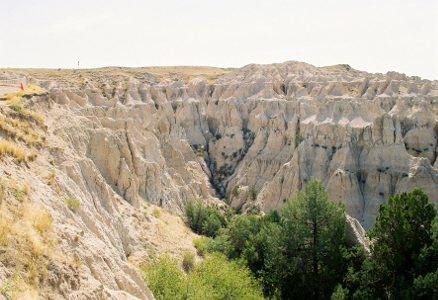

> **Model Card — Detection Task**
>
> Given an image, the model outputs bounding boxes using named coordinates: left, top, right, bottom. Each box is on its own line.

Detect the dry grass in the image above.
left=3, top=66, right=233, bottom=89
left=135, top=204, right=200, bottom=265
left=47, top=169, right=55, bottom=186
left=0, top=138, right=27, bottom=162
left=0, top=114, right=41, bottom=146
left=0, top=91, right=44, bottom=166
left=5, top=95, right=24, bottom=105
left=4, top=84, right=42, bottom=105
left=19, top=109, right=44, bottom=125
left=27, top=148, right=38, bottom=161
left=0, top=199, right=53, bottom=297
left=0, top=91, right=44, bottom=164
left=22, top=180, right=30, bottom=195
left=142, top=66, right=232, bottom=84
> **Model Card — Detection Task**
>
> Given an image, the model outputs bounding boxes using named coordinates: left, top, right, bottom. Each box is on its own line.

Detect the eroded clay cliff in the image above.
left=23, top=61, right=438, bottom=230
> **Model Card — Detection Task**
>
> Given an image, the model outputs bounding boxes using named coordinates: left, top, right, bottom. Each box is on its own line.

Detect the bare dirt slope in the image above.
left=0, top=87, right=200, bottom=299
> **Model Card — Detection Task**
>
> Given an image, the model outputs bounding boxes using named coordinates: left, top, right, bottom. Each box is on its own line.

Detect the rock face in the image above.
left=345, top=215, right=370, bottom=253
left=35, top=61, right=438, bottom=230
left=0, top=95, right=156, bottom=299
left=1, top=61, right=437, bottom=297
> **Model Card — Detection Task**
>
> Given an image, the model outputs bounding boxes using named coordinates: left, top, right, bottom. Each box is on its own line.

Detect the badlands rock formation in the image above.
left=18, top=61, right=437, bottom=230
left=0, top=61, right=437, bottom=298
left=0, top=94, right=157, bottom=299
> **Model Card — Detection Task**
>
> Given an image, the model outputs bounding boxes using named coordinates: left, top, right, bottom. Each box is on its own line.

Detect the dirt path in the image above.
left=0, top=86, right=19, bottom=95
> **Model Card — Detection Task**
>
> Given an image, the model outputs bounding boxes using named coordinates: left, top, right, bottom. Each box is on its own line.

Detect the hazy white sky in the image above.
left=1, top=0, right=437, bottom=79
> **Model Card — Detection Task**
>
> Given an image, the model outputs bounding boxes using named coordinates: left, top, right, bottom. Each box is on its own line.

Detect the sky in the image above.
left=1, top=0, right=437, bottom=80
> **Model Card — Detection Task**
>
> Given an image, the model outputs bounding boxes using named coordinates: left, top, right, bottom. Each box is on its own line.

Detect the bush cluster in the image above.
left=183, top=198, right=226, bottom=237
left=185, top=180, right=438, bottom=300
left=143, top=253, right=264, bottom=300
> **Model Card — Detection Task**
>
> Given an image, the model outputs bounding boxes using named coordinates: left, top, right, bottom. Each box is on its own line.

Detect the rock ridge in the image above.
left=23, top=61, right=438, bottom=229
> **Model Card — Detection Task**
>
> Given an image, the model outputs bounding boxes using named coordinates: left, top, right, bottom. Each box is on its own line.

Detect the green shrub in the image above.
left=191, top=253, right=264, bottom=299
left=183, top=199, right=226, bottom=237
left=65, top=198, right=80, bottom=211
left=9, top=103, right=23, bottom=112
left=249, top=184, right=258, bottom=201
left=142, top=255, right=186, bottom=300
left=296, top=132, right=304, bottom=144
left=232, top=184, right=241, bottom=196
left=193, top=238, right=208, bottom=256
left=202, top=213, right=223, bottom=237
left=182, top=251, right=195, bottom=272
left=142, top=253, right=264, bottom=300
left=152, top=207, right=161, bottom=218
left=195, top=235, right=234, bottom=258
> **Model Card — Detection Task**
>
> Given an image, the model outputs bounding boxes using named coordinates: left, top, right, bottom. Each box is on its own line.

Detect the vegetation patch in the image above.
left=183, top=198, right=226, bottom=237
left=181, top=179, right=438, bottom=299
left=193, top=238, right=207, bottom=256
left=142, top=253, right=264, bottom=300
left=47, top=169, right=56, bottom=185
left=295, top=132, right=304, bottom=144
left=181, top=251, right=195, bottom=272
left=232, top=184, right=240, bottom=196
left=4, top=84, right=42, bottom=105
left=0, top=113, right=42, bottom=146
left=9, top=103, right=23, bottom=112
left=152, top=207, right=161, bottom=218
left=0, top=198, right=54, bottom=298
left=248, top=184, right=258, bottom=201
left=65, top=198, right=80, bottom=211
left=0, top=138, right=27, bottom=162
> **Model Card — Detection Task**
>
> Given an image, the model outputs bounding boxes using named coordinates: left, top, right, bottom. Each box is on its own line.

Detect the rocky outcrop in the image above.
left=33, top=62, right=438, bottom=230
left=345, top=215, right=370, bottom=253
left=0, top=94, right=157, bottom=299
left=38, top=61, right=438, bottom=230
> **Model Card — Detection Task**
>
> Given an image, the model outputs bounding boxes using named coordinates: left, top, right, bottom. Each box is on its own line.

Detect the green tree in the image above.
left=280, top=179, right=346, bottom=299
left=252, top=221, right=287, bottom=297
left=414, top=216, right=438, bottom=299
left=414, top=269, right=438, bottom=300
left=351, top=188, right=437, bottom=299
left=331, top=284, right=348, bottom=300
left=243, top=179, right=347, bottom=299
left=228, top=214, right=261, bottom=257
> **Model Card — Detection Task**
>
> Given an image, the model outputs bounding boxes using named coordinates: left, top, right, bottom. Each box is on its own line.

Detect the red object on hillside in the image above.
left=20, top=83, right=24, bottom=90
